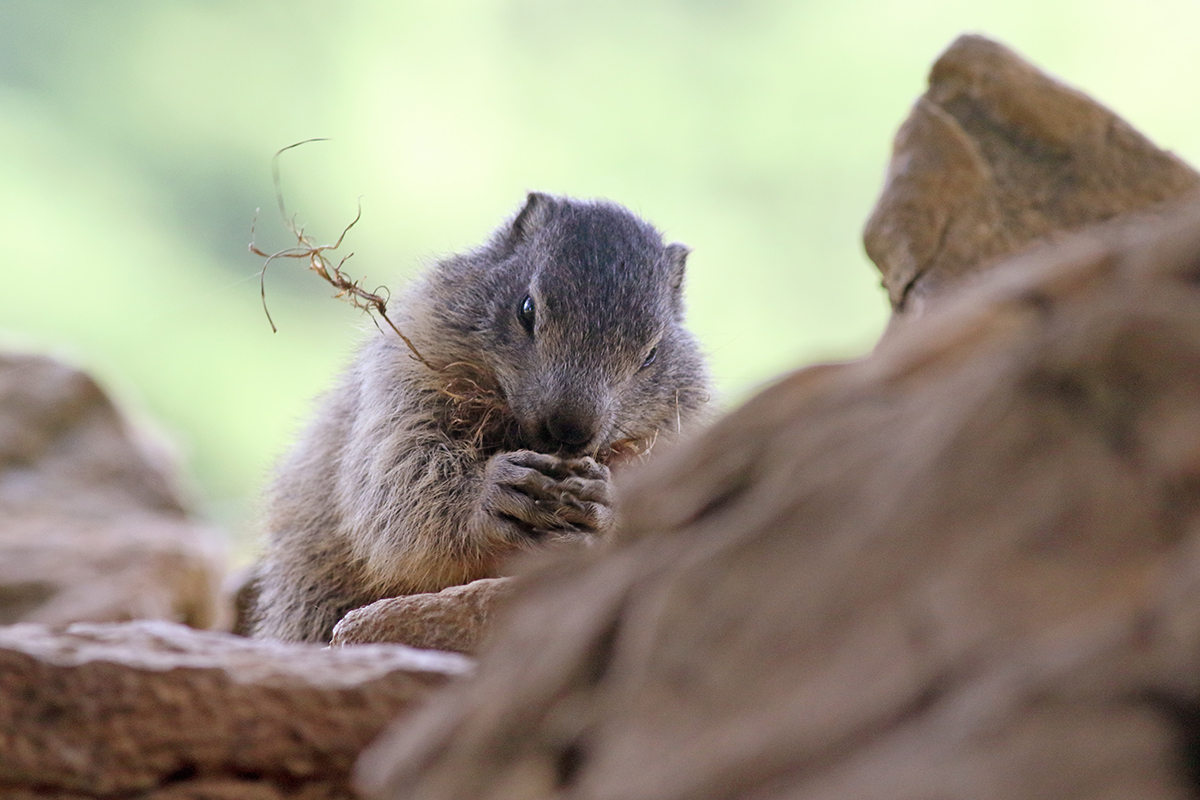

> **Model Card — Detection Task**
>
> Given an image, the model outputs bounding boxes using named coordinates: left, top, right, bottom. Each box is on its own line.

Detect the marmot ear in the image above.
left=509, top=191, right=555, bottom=245
left=665, top=243, right=691, bottom=294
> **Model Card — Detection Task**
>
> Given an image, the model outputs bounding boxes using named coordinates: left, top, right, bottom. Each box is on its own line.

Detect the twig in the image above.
left=248, top=139, right=436, bottom=371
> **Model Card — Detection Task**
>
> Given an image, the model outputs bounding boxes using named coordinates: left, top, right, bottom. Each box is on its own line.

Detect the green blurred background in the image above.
left=2, top=1, right=1198, bottom=555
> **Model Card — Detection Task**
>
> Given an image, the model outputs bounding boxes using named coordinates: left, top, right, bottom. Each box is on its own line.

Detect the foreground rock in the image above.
left=0, top=620, right=470, bottom=798
left=356, top=198, right=1200, bottom=798
left=0, top=352, right=226, bottom=628
left=863, top=34, right=1200, bottom=313
left=332, top=578, right=514, bottom=655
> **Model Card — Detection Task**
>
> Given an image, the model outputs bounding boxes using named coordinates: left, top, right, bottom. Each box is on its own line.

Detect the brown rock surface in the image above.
left=5, top=779, right=354, bottom=799
left=0, top=512, right=225, bottom=628
left=356, top=199, right=1200, bottom=798
left=863, top=34, right=1200, bottom=313
left=0, top=352, right=226, bottom=628
left=332, top=578, right=515, bottom=654
left=0, top=620, right=471, bottom=798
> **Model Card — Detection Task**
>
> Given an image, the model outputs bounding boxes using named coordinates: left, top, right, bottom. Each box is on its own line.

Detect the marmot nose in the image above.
left=544, top=412, right=596, bottom=449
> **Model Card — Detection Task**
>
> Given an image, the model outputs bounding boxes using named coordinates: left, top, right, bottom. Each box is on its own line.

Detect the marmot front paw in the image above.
left=477, top=450, right=613, bottom=540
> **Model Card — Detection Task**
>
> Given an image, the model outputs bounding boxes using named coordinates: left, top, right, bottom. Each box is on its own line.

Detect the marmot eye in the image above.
left=518, top=294, right=536, bottom=333
left=640, top=346, right=658, bottom=370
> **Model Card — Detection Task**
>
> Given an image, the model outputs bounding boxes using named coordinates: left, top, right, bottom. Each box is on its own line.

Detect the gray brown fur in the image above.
left=249, top=193, right=710, bottom=642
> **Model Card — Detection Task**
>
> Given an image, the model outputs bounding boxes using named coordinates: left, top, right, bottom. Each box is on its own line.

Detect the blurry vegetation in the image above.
left=1, top=0, right=1197, bottom=552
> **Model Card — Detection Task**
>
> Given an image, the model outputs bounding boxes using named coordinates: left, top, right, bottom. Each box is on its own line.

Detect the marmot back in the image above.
left=250, top=192, right=710, bottom=642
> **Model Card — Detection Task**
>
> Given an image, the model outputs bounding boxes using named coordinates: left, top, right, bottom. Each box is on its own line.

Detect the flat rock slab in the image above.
left=0, top=620, right=471, bottom=798
left=863, top=34, right=1199, bottom=313
left=332, top=578, right=514, bottom=655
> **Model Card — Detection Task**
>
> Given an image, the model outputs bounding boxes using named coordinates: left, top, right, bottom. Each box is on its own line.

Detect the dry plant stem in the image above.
left=248, top=142, right=521, bottom=451
left=247, top=139, right=436, bottom=372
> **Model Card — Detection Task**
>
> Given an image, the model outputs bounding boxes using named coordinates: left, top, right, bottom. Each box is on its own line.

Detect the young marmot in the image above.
left=249, top=192, right=710, bottom=642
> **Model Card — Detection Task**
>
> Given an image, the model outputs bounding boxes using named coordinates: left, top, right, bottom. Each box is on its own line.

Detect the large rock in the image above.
left=0, top=352, right=226, bottom=628
left=0, top=620, right=470, bottom=798
left=332, top=577, right=514, bottom=654
left=0, top=511, right=225, bottom=628
left=863, top=34, right=1200, bottom=313
left=356, top=199, right=1200, bottom=798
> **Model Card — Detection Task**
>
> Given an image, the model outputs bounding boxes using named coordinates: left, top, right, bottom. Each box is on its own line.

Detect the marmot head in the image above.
left=426, top=192, right=709, bottom=458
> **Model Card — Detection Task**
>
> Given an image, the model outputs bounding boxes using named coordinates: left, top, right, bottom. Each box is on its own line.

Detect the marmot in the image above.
left=249, top=192, right=710, bottom=642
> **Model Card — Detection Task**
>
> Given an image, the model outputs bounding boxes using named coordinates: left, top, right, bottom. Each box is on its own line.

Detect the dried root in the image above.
left=434, top=362, right=516, bottom=450
left=248, top=139, right=435, bottom=371
left=248, top=140, right=519, bottom=448
left=597, top=435, right=656, bottom=467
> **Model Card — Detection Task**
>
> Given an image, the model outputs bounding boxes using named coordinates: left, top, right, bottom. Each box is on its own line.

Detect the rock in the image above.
left=0, top=511, right=226, bottom=629
left=0, top=351, right=226, bottom=628
left=863, top=34, right=1200, bottom=314
left=0, top=351, right=184, bottom=516
left=355, top=199, right=1200, bottom=799
left=0, top=619, right=471, bottom=798
left=332, top=578, right=515, bottom=654
left=4, top=779, right=354, bottom=799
